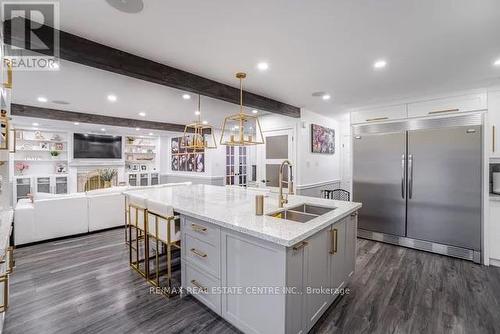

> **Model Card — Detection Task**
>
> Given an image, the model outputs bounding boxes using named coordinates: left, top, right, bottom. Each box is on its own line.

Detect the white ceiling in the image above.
left=13, top=59, right=268, bottom=129
left=12, top=0, right=500, bottom=120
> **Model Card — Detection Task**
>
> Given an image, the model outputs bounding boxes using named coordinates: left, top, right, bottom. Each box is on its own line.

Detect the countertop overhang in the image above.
left=124, top=184, right=362, bottom=247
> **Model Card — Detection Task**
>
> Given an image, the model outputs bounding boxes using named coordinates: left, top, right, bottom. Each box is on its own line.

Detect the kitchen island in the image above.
left=125, top=184, right=361, bottom=334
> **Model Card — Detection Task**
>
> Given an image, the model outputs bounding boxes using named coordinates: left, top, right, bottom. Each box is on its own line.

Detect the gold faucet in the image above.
left=279, top=160, right=294, bottom=208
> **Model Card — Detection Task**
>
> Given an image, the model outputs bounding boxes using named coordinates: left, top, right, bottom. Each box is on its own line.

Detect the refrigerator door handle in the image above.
left=401, top=154, right=406, bottom=199
left=408, top=154, right=414, bottom=199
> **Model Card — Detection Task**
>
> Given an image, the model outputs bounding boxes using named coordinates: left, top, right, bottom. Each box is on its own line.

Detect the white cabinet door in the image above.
left=303, top=227, right=330, bottom=331
left=344, top=213, right=357, bottom=278
left=488, top=91, right=500, bottom=158
left=351, top=104, right=407, bottom=124
left=407, top=93, right=487, bottom=118
left=330, top=219, right=347, bottom=291
left=490, top=200, right=500, bottom=261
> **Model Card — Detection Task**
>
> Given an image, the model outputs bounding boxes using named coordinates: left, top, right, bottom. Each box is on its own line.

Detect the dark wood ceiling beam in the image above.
left=4, top=18, right=301, bottom=118
left=11, top=103, right=195, bottom=133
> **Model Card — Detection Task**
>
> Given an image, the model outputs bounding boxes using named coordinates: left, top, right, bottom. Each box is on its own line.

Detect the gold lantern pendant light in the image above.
left=220, top=72, right=265, bottom=146
left=182, top=94, right=217, bottom=150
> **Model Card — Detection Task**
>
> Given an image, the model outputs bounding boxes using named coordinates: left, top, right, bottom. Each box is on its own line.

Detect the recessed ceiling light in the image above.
left=252, top=109, right=258, bottom=114
left=101, top=128, right=106, bottom=132
left=32, top=122, right=39, bottom=126
left=182, top=94, right=191, bottom=100
left=148, top=132, right=154, bottom=136
left=322, top=94, right=331, bottom=100
left=138, top=111, right=146, bottom=117
left=494, top=58, right=500, bottom=67
left=105, top=0, right=144, bottom=14
left=107, top=94, right=117, bottom=102
left=37, top=96, right=48, bottom=103
left=74, top=122, right=79, bottom=125
left=194, top=110, right=201, bottom=116
left=373, top=60, right=387, bottom=69
left=202, top=120, right=208, bottom=125
left=256, top=62, right=269, bottom=71
left=135, top=127, right=140, bottom=131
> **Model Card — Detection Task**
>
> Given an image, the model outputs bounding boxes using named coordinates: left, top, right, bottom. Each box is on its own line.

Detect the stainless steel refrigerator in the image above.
left=353, top=114, right=482, bottom=262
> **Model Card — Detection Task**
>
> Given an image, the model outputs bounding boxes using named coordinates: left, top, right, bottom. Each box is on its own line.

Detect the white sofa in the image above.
left=14, top=182, right=191, bottom=245
left=87, top=186, right=128, bottom=232
left=15, top=193, right=88, bottom=245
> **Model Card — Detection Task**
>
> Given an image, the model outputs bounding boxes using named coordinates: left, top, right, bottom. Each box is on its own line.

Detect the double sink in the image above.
left=268, top=203, right=335, bottom=223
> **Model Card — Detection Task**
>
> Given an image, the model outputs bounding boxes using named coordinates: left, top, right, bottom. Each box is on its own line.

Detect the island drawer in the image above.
left=182, top=216, right=220, bottom=246
left=184, top=233, right=220, bottom=278
left=185, top=263, right=221, bottom=315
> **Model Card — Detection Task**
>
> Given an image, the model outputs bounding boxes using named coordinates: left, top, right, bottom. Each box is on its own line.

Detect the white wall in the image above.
left=160, top=130, right=226, bottom=178
left=296, top=109, right=341, bottom=188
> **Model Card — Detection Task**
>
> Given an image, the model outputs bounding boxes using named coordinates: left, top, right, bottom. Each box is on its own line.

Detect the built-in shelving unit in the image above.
left=124, top=136, right=157, bottom=171
left=12, top=129, right=69, bottom=201
left=13, top=129, right=68, bottom=175
left=125, top=136, right=160, bottom=187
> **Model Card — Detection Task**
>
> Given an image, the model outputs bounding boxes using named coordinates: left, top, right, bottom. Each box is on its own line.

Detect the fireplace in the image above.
left=77, top=169, right=118, bottom=192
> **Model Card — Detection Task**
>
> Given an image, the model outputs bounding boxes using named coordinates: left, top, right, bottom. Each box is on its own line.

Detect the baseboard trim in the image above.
left=489, top=258, right=500, bottom=267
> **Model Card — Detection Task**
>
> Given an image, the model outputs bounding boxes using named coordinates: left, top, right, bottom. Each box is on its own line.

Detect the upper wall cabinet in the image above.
left=351, top=104, right=407, bottom=124
left=407, top=93, right=487, bottom=118
left=488, top=91, right=500, bottom=158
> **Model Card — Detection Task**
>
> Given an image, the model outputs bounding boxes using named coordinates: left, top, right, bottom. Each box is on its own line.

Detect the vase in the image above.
left=104, top=181, right=112, bottom=188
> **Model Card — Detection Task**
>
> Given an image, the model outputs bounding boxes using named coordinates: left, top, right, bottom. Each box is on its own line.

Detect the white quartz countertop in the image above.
left=0, top=209, right=13, bottom=260
left=125, top=184, right=361, bottom=247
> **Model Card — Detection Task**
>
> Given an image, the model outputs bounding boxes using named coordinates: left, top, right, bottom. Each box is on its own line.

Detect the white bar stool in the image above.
left=146, top=200, right=181, bottom=295
left=126, top=193, right=149, bottom=278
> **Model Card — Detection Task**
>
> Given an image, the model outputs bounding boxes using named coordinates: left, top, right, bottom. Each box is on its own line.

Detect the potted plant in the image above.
left=50, top=150, right=60, bottom=159
left=15, top=162, right=29, bottom=175
left=99, top=168, right=117, bottom=188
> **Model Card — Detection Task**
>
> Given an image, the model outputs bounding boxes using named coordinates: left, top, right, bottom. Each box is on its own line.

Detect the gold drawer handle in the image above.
left=0, top=274, right=8, bottom=312
left=292, top=241, right=308, bottom=251
left=329, top=229, right=338, bottom=255
left=6, top=247, right=13, bottom=274
left=190, top=248, right=207, bottom=258
left=428, top=108, right=459, bottom=115
left=3, top=59, right=12, bottom=89
left=365, top=117, right=388, bottom=122
left=191, top=223, right=207, bottom=232
left=190, top=279, right=208, bottom=293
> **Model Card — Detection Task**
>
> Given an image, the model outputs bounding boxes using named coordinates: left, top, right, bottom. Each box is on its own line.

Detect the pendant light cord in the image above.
left=240, top=77, right=243, bottom=114
left=198, top=94, right=201, bottom=122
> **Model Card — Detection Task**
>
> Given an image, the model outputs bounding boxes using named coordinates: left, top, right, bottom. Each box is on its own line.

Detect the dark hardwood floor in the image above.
left=4, top=229, right=500, bottom=334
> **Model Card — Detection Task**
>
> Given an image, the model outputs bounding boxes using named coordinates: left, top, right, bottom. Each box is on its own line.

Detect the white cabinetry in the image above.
left=407, top=93, right=487, bottom=118
left=488, top=91, right=500, bottom=158
left=489, top=200, right=500, bottom=264
left=351, top=93, right=487, bottom=126
left=351, top=104, right=407, bottom=124
left=181, top=212, right=358, bottom=334
left=34, top=175, right=68, bottom=194
left=181, top=216, right=222, bottom=315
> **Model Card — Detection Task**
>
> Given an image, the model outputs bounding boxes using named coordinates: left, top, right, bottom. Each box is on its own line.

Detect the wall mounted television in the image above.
left=73, top=133, right=122, bottom=159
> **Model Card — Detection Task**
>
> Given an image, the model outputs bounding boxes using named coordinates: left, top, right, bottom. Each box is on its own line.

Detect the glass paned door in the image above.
left=225, top=146, right=248, bottom=186
left=37, top=177, right=51, bottom=193
left=55, top=177, right=68, bottom=194
left=257, top=129, right=294, bottom=192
